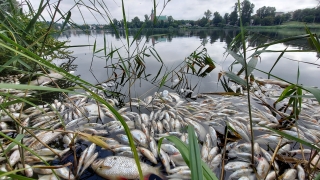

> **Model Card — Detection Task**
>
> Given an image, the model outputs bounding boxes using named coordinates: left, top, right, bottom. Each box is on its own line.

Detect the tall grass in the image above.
left=2, top=0, right=320, bottom=179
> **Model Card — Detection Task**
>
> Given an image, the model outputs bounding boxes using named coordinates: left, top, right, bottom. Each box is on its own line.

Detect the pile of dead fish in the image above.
left=1, top=76, right=320, bottom=180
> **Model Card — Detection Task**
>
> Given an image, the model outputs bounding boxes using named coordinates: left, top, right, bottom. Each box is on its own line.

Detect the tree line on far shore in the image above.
left=73, top=0, right=320, bottom=29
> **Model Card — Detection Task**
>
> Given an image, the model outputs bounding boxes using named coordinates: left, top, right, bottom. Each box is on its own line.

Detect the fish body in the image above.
left=91, top=156, right=162, bottom=179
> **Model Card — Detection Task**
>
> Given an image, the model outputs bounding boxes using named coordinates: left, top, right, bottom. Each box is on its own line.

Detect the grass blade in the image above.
left=268, top=47, right=287, bottom=79
left=121, top=0, right=129, bottom=48
left=188, top=126, right=204, bottom=180
left=260, top=125, right=320, bottom=152
left=0, top=171, right=35, bottom=180
left=158, top=133, right=218, bottom=180
left=24, top=0, right=48, bottom=34
left=60, top=11, right=71, bottom=32
left=3, top=134, right=24, bottom=154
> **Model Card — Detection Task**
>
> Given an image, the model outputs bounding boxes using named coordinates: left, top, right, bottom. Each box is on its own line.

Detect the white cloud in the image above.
left=28, top=0, right=318, bottom=24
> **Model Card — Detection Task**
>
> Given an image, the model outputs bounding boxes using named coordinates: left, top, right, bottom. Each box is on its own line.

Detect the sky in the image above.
left=28, top=0, right=319, bottom=24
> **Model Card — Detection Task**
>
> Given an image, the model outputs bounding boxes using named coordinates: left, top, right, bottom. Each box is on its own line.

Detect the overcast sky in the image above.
left=29, top=0, right=319, bottom=24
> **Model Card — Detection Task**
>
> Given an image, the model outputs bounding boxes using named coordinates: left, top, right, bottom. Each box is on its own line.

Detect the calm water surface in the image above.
left=56, top=28, right=320, bottom=99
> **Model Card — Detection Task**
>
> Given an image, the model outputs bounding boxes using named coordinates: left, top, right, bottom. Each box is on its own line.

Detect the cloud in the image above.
left=28, top=0, right=318, bottom=24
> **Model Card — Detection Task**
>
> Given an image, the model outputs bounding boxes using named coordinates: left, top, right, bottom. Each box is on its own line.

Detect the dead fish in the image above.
left=54, top=167, right=75, bottom=180
left=91, top=156, right=163, bottom=179
left=79, top=152, right=98, bottom=176
left=9, top=149, right=20, bottom=166
left=224, top=161, right=251, bottom=171
left=296, top=164, right=305, bottom=180
left=137, top=147, right=157, bottom=164
left=282, top=168, right=297, bottom=180
left=131, top=129, right=148, bottom=148
left=256, top=157, right=269, bottom=179
left=17, top=163, right=33, bottom=177
left=38, top=174, right=59, bottom=180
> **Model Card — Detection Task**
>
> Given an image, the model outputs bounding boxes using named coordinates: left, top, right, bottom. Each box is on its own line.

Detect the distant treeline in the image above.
left=70, top=0, right=320, bottom=29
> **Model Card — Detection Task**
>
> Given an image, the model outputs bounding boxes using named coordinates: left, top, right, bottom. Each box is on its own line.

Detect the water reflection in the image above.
left=59, top=28, right=316, bottom=51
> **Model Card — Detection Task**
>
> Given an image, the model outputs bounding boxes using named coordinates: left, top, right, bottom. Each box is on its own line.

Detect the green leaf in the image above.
left=104, top=33, right=107, bottom=56
left=60, top=11, right=71, bottom=32
left=3, top=134, right=24, bottom=154
left=223, top=71, right=247, bottom=87
left=188, top=126, right=204, bottom=180
left=0, top=55, right=20, bottom=73
left=275, top=84, right=296, bottom=103
left=25, top=0, right=48, bottom=34
left=246, top=55, right=259, bottom=77
left=305, top=26, right=320, bottom=52
left=301, top=86, right=320, bottom=104
left=0, top=171, right=35, bottom=180
left=93, top=40, right=97, bottom=53
left=159, top=73, right=169, bottom=87
left=225, top=48, right=245, bottom=66
left=130, top=23, right=146, bottom=47
left=158, top=134, right=218, bottom=180
left=0, top=84, right=74, bottom=93
left=121, top=0, right=129, bottom=48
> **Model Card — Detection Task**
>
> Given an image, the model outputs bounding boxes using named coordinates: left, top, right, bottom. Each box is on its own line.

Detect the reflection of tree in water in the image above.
left=209, top=30, right=223, bottom=44
left=168, top=34, right=173, bottom=42
left=198, top=30, right=207, bottom=39
left=58, top=29, right=316, bottom=52
left=201, top=38, right=208, bottom=46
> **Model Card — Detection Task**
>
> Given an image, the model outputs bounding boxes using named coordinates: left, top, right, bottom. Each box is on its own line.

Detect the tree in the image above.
left=283, top=13, right=291, bottom=21
left=274, top=15, right=282, bottom=25
left=240, top=0, right=255, bottom=25
left=212, top=11, right=223, bottom=26
left=292, top=9, right=302, bottom=21
left=168, top=16, right=173, bottom=24
left=224, top=13, right=229, bottom=24
left=198, top=17, right=208, bottom=27
left=261, top=16, right=274, bottom=26
left=144, top=14, right=149, bottom=22
left=204, top=9, right=212, bottom=20
left=131, top=16, right=141, bottom=28
left=253, top=16, right=261, bottom=25
left=229, top=3, right=238, bottom=26
left=119, top=19, right=124, bottom=28
left=112, top=18, right=119, bottom=26
left=256, top=6, right=276, bottom=19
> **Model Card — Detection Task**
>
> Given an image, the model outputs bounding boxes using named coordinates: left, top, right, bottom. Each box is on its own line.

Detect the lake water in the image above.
left=56, top=28, right=320, bottom=101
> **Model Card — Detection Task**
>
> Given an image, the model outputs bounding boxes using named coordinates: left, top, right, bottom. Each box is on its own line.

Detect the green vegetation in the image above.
left=75, top=0, right=320, bottom=30
left=1, top=0, right=320, bottom=179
